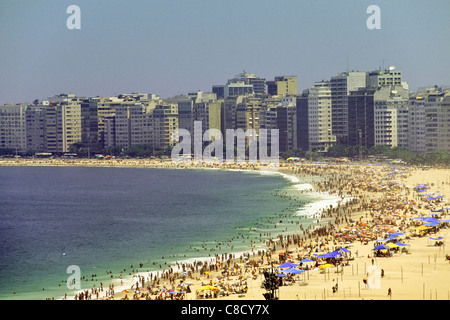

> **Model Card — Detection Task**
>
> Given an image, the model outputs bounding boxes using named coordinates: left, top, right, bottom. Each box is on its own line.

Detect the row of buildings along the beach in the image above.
left=1, top=68, right=449, bottom=156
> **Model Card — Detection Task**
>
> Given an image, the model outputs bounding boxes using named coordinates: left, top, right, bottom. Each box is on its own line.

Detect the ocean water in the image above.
left=0, top=166, right=333, bottom=300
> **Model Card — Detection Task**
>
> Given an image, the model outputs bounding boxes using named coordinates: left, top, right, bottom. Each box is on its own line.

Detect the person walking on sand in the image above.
left=388, top=288, right=392, bottom=299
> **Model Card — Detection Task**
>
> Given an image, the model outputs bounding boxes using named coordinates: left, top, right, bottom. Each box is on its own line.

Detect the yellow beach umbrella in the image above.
left=385, top=243, right=399, bottom=248
left=319, top=264, right=333, bottom=269
left=196, top=285, right=219, bottom=291
left=415, top=225, right=431, bottom=230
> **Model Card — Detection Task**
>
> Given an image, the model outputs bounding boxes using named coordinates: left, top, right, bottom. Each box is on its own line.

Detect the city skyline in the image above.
left=1, top=0, right=449, bottom=105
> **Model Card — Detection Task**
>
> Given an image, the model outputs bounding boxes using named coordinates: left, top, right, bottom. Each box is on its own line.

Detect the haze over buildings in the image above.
left=1, top=1, right=449, bottom=157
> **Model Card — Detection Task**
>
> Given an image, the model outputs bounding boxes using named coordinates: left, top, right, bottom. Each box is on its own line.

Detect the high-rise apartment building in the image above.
left=307, top=81, right=335, bottom=152
left=408, top=94, right=427, bottom=154
left=296, top=90, right=309, bottom=152
left=366, top=66, right=408, bottom=90
left=0, top=104, right=28, bottom=153
left=267, top=76, right=298, bottom=96
left=424, top=90, right=450, bottom=153
left=25, top=104, right=47, bottom=153
left=373, top=86, right=409, bottom=148
left=150, top=104, right=179, bottom=149
left=57, top=97, right=83, bottom=153
left=113, top=103, right=151, bottom=149
left=213, top=72, right=265, bottom=99
left=348, top=87, right=376, bottom=148
left=330, top=71, right=366, bottom=145
left=259, top=96, right=297, bottom=153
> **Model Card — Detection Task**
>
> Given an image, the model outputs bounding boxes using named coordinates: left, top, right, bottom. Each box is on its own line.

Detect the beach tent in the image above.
left=277, top=262, right=298, bottom=268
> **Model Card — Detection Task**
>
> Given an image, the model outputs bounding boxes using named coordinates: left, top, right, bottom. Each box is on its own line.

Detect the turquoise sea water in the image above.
left=0, top=166, right=330, bottom=300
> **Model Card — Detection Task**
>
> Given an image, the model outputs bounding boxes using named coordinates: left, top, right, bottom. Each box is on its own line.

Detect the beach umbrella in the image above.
left=319, top=264, right=333, bottom=269
left=429, top=237, right=443, bottom=241
left=281, top=268, right=305, bottom=274
left=395, top=242, right=409, bottom=246
left=277, top=262, right=298, bottom=268
left=386, top=243, right=399, bottom=249
left=424, top=221, right=441, bottom=227
left=415, top=225, right=431, bottom=231
left=337, top=247, right=351, bottom=253
left=277, top=274, right=288, bottom=277
left=197, top=285, right=219, bottom=291
left=373, top=244, right=389, bottom=250
left=299, top=258, right=313, bottom=263
left=315, top=251, right=342, bottom=258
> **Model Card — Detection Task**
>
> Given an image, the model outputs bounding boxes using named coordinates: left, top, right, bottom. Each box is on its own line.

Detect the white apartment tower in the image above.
left=308, top=81, right=336, bottom=151
left=373, top=86, right=409, bottom=148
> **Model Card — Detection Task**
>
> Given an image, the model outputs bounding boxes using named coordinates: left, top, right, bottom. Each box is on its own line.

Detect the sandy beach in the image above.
left=1, top=158, right=449, bottom=300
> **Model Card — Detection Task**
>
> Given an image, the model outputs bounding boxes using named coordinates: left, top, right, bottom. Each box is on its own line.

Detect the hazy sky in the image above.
left=1, top=0, right=449, bottom=105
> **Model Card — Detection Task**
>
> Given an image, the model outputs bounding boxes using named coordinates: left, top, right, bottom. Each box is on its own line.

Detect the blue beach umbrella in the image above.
left=424, top=222, right=440, bottom=226
left=281, top=268, right=305, bottom=274
left=299, top=258, right=313, bottom=263
left=315, top=251, right=342, bottom=258
left=373, top=244, right=389, bottom=250
left=395, top=242, right=409, bottom=246
left=429, top=237, right=443, bottom=241
left=277, top=262, right=298, bottom=268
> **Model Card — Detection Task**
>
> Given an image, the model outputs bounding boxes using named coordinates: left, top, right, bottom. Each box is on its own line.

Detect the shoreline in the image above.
left=1, top=159, right=450, bottom=300
left=0, top=159, right=346, bottom=300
